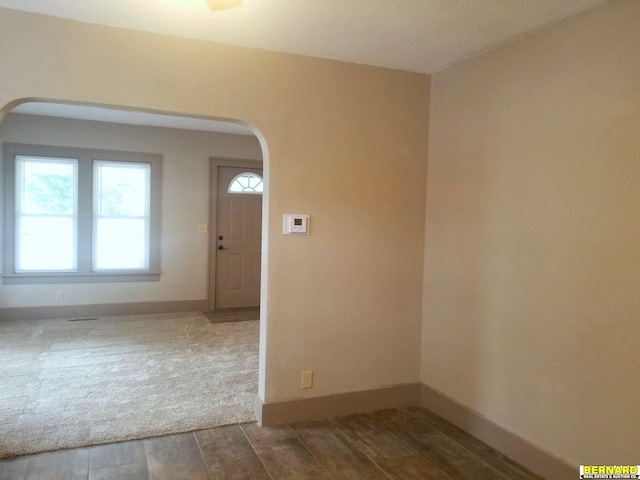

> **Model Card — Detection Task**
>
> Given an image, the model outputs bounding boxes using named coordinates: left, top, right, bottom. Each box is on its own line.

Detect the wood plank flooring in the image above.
left=0, top=407, right=543, bottom=480
left=203, top=307, right=260, bottom=324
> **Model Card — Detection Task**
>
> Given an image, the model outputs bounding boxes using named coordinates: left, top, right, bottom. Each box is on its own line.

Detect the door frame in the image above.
left=208, top=156, right=264, bottom=312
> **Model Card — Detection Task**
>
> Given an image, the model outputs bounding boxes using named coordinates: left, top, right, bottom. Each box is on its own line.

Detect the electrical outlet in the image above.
left=55, top=291, right=64, bottom=303
left=301, top=370, right=313, bottom=389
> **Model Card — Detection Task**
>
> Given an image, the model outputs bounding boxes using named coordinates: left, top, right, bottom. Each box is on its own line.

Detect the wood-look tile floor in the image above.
left=203, top=307, right=260, bottom=324
left=0, top=407, right=542, bottom=480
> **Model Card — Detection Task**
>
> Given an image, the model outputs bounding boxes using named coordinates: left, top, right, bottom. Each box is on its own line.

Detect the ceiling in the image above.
left=11, top=103, right=254, bottom=136
left=0, top=0, right=613, bottom=74
left=1, top=0, right=614, bottom=133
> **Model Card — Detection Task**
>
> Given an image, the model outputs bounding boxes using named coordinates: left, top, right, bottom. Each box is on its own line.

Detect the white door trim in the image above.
left=208, top=157, right=263, bottom=311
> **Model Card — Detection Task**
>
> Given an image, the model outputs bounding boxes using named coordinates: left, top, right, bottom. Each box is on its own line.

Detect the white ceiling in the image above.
left=0, top=0, right=613, bottom=74
left=1, top=0, right=614, bottom=133
left=11, top=103, right=255, bottom=135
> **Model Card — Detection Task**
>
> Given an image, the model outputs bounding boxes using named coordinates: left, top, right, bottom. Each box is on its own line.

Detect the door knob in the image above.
left=218, top=245, right=229, bottom=250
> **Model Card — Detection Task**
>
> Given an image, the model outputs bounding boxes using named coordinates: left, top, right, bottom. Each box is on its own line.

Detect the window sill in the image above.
left=2, top=273, right=161, bottom=284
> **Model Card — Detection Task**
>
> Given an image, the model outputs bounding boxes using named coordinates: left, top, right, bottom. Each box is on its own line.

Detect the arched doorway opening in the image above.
left=0, top=99, right=269, bottom=456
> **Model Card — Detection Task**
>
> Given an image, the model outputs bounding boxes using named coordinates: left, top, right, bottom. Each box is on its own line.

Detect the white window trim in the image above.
left=3, top=143, right=162, bottom=284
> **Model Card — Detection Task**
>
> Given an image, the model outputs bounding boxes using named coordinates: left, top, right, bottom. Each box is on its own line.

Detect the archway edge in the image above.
left=0, top=96, right=272, bottom=402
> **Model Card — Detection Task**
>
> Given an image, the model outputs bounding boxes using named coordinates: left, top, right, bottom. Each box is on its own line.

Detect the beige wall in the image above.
left=0, top=9, right=430, bottom=403
left=0, top=113, right=262, bottom=307
left=423, top=0, right=640, bottom=467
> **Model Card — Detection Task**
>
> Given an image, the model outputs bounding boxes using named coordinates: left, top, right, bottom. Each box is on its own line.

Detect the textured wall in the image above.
left=0, top=9, right=430, bottom=403
left=423, top=0, right=640, bottom=466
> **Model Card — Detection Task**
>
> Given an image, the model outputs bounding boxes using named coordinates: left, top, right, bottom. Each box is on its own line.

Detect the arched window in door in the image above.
left=228, top=172, right=263, bottom=194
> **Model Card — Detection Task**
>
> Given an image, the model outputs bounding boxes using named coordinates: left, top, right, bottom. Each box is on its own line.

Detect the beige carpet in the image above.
left=0, top=311, right=259, bottom=459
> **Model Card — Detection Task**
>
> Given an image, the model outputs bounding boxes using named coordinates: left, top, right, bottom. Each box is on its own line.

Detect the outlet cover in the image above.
left=301, top=370, right=313, bottom=389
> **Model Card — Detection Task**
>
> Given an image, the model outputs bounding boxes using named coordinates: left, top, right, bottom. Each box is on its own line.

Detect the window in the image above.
left=93, top=161, right=150, bottom=271
left=228, top=172, right=263, bottom=194
left=14, top=156, right=78, bottom=272
left=3, top=144, right=161, bottom=284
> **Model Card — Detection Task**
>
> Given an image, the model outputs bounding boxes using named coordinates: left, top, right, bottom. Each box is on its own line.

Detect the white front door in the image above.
left=215, top=166, right=263, bottom=308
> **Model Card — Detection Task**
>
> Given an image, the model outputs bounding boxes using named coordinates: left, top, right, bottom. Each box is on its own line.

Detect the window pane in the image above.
left=95, top=162, right=149, bottom=216
left=228, top=172, right=263, bottom=193
left=14, top=156, right=78, bottom=272
left=95, top=218, right=147, bottom=270
left=16, top=217, right=76, bottom=271
left=94, top=162, right=150, bottom=271
left=17, top=156, right=76, bottom=215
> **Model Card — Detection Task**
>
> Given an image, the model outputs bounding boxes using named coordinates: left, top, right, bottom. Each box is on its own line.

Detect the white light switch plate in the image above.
left=283, top=214, right=309, bottom=235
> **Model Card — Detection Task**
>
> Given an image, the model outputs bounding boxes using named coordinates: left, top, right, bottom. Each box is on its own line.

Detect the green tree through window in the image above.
left=24, top=173, right=74, bottom=214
